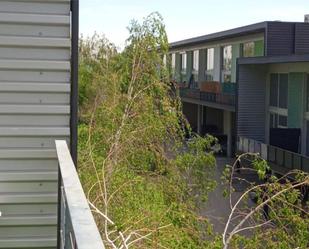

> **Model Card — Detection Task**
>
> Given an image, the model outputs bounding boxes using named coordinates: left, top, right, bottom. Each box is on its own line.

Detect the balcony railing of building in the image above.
left=178, top=81, right=236, bottom=107
left=56, top=140, right=105, bottom=249
left=237, top=136, right=309, bottom=174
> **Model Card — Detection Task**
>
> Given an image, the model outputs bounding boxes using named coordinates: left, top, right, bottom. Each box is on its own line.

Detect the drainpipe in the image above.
left=70, top=0, right=79, bottom=167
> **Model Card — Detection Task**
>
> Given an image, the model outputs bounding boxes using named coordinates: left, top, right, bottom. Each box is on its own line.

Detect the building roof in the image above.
left=169, top=21, right=307, bottom=49
left=169, top=22, right=267, bottom=49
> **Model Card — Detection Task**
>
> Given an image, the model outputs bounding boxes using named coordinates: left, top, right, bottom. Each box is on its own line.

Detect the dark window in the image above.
left=270, top=74, right=278, bottom=107
left=278, top=115, right=287, bottom=127
left=269, top=73, right=288, bottom=108
left=279, top=74, right=288, bottom=109
left=270, top=113, right=287, bottom=128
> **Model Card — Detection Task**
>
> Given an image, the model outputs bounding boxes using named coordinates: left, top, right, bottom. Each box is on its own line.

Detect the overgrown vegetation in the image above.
left=78, top=12, right=309, bottom=249
left=78, top=13, right=217, bottom=248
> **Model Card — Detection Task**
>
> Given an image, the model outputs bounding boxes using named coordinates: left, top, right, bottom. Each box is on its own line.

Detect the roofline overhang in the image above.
left=237, top=54, right=309, bottom=65
left=169, top=22, right=268, bottom=49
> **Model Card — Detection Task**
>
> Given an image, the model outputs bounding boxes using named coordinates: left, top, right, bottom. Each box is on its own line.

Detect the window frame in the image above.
left=269, top=73, right=288, bottom=109
left=180, top=52, right=187, bottom=82
left=205, top=48, right=214, bottom=81
left=241, top=41, right=255, bottom=58
left=269, top=73, right=289, bottom=130
left=193, top=50, right=199, bottom=72
left=221, top=45, right=232, bottom=83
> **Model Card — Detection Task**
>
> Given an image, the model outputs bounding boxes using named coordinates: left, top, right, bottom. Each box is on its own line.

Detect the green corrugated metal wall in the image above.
left=288, top=72, right=305, bottom=128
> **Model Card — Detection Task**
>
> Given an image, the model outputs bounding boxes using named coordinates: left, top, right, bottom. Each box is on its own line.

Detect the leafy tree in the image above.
left=222, top=154, right=309, bottom=249
left=78, top=13, right=217, bottom=249
left=78, top=12, right=309, bottom=249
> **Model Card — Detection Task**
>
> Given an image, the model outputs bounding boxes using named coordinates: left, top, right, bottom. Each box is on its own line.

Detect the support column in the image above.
left=224, top=110, right=232, bottom=157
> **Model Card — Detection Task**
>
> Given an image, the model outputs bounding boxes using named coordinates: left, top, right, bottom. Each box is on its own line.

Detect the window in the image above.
left=192, top=50, right=199, bottom=84
left=269, top=73, right=288, bottom=130
left=270, top=113, right=288, bottom=128
left=171, top=53, right=176, bottom=70
left=222, top=45, right=232, bottom=83
left=242, top=41, right=254, bottom=57
left=241, top=40, right=264, bottom=57
left=205, top=48, right=214, bottom=81
left=181, top=53, right=187, bottom=72
left=193, top=50, right=199, bottom=72
left=180, top=52, right=187, bottom=82
left=269, top=73, right=288, bottom=109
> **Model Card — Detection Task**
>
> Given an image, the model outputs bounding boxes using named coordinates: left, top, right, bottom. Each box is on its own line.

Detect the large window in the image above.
left=222, top=45, right=232, bottom=83
left=242, top=41, right=254, bottom=57
left=181, top=53, right=187, bottom=71
left=180, top=52, right=187, bottom=82
left=192, top=50, right=199, bottom=84
left=269, top=73, right=288, bottom=109
left=269, top=73, right=288, bottom=129
left=241, top=40, right=264, bottom=57
left=205, top=48, right=214, bottom=81
left=193, top=50, right=199, bottom=72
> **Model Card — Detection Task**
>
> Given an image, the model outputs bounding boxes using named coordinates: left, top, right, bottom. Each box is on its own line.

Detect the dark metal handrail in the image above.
left=56, top=140, right=105, bottom=249
left=237, top=136, right=309, bottom=173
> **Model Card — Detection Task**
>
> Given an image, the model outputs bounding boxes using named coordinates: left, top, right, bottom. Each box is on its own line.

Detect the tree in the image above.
left=78, top=13, right=217, bottom=249
left=222, top=154, right=309, bottom=249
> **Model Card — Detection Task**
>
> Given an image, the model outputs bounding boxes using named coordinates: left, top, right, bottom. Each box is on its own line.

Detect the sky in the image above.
left=80, top=0, right=308, bottom=49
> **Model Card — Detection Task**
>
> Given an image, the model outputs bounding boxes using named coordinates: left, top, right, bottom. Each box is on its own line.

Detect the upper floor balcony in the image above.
left=178, top=81, right=236, bottom=112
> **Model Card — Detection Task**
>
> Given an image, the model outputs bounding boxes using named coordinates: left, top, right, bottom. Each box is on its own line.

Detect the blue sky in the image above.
left=80, top=0, right=308, bottom=49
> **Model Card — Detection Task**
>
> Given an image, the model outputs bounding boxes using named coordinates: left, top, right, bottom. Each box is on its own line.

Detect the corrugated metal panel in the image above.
left=295, top=23, right=309, bottom=54
left=266, top=22, right=295, bottom=56
left=0, top=0, right=71, bottom=248
left=237, top=64, right=267, bottom=142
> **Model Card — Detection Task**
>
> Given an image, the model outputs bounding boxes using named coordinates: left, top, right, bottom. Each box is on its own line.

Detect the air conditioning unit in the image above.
left=305, top=14, right=309, bottom=23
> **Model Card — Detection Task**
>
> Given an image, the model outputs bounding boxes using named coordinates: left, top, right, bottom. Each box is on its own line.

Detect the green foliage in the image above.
left=78, top=13, right=217, bottom=248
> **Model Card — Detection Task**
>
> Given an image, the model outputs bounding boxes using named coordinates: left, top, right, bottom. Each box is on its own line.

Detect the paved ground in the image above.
left=199, top=157, right=259, bottom=235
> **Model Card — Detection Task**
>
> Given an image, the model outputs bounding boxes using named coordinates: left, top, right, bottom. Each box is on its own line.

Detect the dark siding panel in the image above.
left=267, top=22, right=294, bottom=56
left=237, top=64, right=267, bottom=142
left=295, top=23, right=309, bottom=54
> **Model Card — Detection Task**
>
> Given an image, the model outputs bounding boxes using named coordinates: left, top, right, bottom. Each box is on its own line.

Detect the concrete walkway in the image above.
left=200, top=157, right=259, bottom=234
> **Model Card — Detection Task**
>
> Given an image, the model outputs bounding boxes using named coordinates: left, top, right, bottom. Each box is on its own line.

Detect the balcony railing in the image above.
left=237, top=136, right=309, bottom=173
left=56, top=140, right=105, bottom=249
left=178, top=82, right=236, bottom=107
